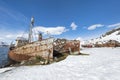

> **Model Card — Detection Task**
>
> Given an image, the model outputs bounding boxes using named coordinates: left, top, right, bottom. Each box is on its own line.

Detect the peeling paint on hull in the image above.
left=54, top=39, right=80, bottom=55
left=8, top=38, right=54, bottom=62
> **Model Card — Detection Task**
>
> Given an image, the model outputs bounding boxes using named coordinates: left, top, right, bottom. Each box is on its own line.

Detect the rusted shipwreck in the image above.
left=8, top=17, right=54, bottom=62
left=54, top=39, right=80, bottom=55
left=8, top=17, right=80, bottom=63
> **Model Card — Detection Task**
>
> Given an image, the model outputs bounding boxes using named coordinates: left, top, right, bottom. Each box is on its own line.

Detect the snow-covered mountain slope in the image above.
left=0, top=48, right=120, bottom=80
left=0, top=42, right=8, bottom=46
left=87, top=27, right=120, bottom=44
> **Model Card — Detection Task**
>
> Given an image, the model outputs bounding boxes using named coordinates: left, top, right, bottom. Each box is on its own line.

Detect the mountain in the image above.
left=0, top=41, right=9, bottom=47
left=82, top=27, right=120, bottom=47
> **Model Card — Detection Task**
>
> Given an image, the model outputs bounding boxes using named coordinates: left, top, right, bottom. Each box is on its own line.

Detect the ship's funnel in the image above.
left=38, top=33, right=42, bottom=41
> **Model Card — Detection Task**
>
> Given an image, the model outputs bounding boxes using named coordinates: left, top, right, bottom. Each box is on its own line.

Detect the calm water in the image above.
left=0, top=47, right=9, bottom=68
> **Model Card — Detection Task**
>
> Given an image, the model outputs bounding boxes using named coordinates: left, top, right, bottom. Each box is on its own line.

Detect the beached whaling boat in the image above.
left=53, top=39, right=80, bottom=55
left=8, top=17, right=54, bottom=62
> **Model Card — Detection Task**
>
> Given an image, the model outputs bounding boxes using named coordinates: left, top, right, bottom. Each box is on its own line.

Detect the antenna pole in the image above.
left=29, top=17, right=34, bottom=43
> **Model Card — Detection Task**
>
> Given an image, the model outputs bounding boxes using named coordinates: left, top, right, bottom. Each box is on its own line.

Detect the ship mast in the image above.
left=29, top=17, right=34, bottom=43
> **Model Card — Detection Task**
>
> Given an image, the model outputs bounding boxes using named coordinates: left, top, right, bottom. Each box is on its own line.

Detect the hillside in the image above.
left=82, top=27, right=120, bottom=47
left=0, top=42, right=9, bottom=47
left=88, top=28, right=120, bottom=44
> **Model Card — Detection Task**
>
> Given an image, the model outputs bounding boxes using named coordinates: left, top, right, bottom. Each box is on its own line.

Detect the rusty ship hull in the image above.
left=8, top=38, right=54, bottom=62
left=54, top=39, right=80, bottom=55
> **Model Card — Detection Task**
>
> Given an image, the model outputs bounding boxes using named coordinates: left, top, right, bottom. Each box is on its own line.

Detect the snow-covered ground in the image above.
left=0, top=48, right=120, bottom=80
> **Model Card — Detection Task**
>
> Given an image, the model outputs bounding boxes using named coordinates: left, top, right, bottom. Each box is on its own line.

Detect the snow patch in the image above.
left=0, top=48, right=120, bottom=80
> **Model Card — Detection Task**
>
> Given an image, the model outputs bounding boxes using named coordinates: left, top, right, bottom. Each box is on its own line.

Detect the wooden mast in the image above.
left=29, top=17, right=34, bottom=43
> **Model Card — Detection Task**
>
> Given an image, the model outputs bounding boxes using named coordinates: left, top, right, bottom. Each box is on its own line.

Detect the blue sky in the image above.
left=0, top=0, right=120, bottom=43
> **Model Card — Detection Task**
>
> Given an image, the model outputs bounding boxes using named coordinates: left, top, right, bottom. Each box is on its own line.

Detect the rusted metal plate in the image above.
left=8, top=51, right=31, bottom=62
left=54, top=39, right=80, bottom=55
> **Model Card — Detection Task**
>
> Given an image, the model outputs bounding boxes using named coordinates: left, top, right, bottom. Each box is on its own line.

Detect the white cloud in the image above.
left=5, top=33, right=28, bottom=39
left=88, top=24, right=104, bottom=30
left=76, top=37, right=83, bottom=41
left=0, top=31, right=28, bottom=44
left=5, top=34, right=15, bottom=38
left=0, top=26, right=68, bottom=44
left=70, top=22, right=78, bottom=30
left=0, top=37, right=4, bottom=40
left=33, top=26, right=68, bottom=35
left=107, top=23, right=120, bottom=28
